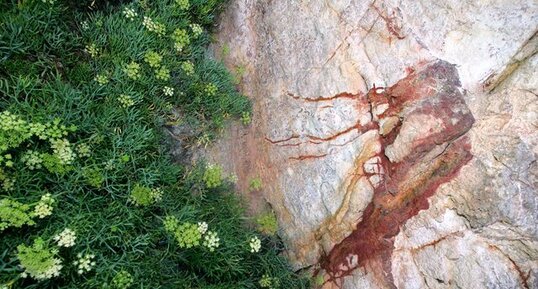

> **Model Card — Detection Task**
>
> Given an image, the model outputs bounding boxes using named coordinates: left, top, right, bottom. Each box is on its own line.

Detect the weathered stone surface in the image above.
left=201, top=0, right=538, bottom=288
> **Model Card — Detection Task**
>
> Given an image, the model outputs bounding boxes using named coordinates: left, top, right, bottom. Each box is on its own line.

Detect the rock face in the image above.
left=204, top=0, right=538, bottom=288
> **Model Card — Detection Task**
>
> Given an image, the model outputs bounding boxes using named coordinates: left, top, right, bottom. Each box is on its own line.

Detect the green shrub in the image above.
left=0, top=0, right=307, bottom=288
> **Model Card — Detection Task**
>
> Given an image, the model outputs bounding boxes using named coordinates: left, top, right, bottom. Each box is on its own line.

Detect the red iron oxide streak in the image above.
left=318, top=61, right=475, bottom=288
left=372, top=5, right=406, bottom=40
left=287, top=91, right=359, bottom=102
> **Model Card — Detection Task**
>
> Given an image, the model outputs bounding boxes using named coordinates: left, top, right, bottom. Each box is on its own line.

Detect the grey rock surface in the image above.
left=201, top=0, right=538, bottom=288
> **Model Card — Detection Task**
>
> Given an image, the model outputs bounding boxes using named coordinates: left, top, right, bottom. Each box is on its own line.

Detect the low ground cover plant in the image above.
left=0, top=0, right=308, bottom=288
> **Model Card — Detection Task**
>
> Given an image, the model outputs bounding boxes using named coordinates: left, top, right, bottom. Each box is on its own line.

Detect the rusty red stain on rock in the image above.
left=318, top=60, right=475, bottom=287
left=290, top=153, right=329, bottom=161
left=265, top=134, right=300, bottom=144
left=408, top=231, right=464, bottom=253
left=487, top=244, right=530, bottom=289
left=372, top=5, right=406, bottom=40
left=287, top=91, right=361, bottom=102
left=306, top=122, right=376, bottom=143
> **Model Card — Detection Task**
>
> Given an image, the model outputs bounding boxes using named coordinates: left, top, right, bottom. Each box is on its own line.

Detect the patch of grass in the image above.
left=0, top=0, right=308, bottom=288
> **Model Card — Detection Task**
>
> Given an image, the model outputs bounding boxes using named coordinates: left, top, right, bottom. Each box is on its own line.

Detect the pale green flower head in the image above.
left=129, top=184, right=162, bottom=206
left=124, top=61, right=141, bottom=80
left=33, top=193, right=55, bottom=219
left=112, top=270, right=134, bottom=289
left=174, top=222, right=202, bottom=248
left=80, top=21, right=89, bottom=31
left=94, top=74, right=109, bottom=85
left=142, top=16, right=166, bottom=36
left=155, top=66, right=170, bottom=81
left=164, top=216, right=180, bottom=233
left=150, top=187, right=164, bottom=202
left=144, top=51, right=162, bottom=68
left=22, top=150, right=43, bottom=170
left=172, top=28, right=190, bottom=52
left=76, top=143, right=91, bottom=158
left=0, top=198, right=35, bottom=231
left=118, top=94, right=135, bottom=108
left=190, top=24, right=203, bottom=38
left=204, top=83, right=218, bottom=96
left=241, top=111, right=251, bottom=125
left=202, top=164, right=223, bottom=188
left=85, top=44, right=100, bottom=58
left=181, top=61, right=195, bottom=76
left=17, top=238, right=63, bottom=280
left=175, top=0, right=189, bottom=10
left=259, top=274, right=280, bottom=289
left=50, top=138, right=75, bottom=165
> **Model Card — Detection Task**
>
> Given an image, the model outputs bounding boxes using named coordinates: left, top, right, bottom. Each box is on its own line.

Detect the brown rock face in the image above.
left=201, top=1, right=538, bottom=288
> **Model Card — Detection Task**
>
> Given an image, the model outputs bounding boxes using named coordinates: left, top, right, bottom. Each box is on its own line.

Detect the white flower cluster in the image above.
left=122, top=7, right=137, bottom=21
left=54, top=228, right=76, bottom=248
left=81, top=21, right=89, bottom=31
left=197, top=221, right=208, bottom=234
left=150, top=187, right=163, bottom=202
left=163, top=86, right=174, bottom=96
left=142, top=16, right=165, bottom=36
left=249, top=236, right=261, bottom=253
left=73, top=253, right=96, bottom=275
left=50, top=138, right=75, bottom=165
left=41, top=0, right=56, bottom=4
left=190, top=24, right=203, bottom=37
left=202, top=231, right=220, bottom=252
left=21, top=258, right=62, bottom=280
left=22, top=150, right=43, bottom=170
left=33, top=194, right=55, bottom=219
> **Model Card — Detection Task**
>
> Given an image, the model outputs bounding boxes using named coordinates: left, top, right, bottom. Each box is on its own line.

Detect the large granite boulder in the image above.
left=202, top=0, right=538, bottom=288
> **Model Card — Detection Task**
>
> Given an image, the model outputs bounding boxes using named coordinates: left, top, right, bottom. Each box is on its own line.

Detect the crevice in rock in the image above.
left=482, top=30, right=538, bottom=93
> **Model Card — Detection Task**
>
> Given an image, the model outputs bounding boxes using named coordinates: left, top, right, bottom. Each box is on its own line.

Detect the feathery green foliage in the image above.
left=0, top=0, right=308, bottom=288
